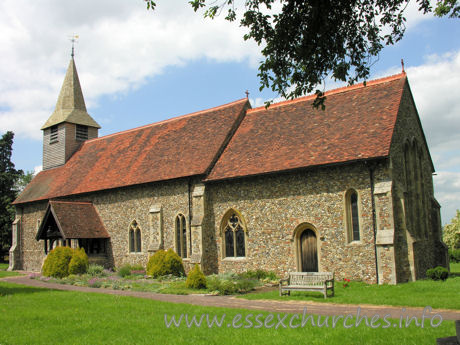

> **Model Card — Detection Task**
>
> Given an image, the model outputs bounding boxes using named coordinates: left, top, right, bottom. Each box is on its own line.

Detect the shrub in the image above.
left=219, top=280, right=237, bottom=295
left=235, top=278, right=257, bottom=293
left=206, top=275, right=220, bottom=292
left=147, top=249, right=185, bottom=278
left=206, top=274, right=256, bottom=295
left=130, top=270, right=146, bottom=276
left=118, top=264, right=133, bottom=278
left=207, top=276, right=236, bottom=295
left=239, top=269, right=279, bottom=281
left=448, top=248, right=460, bottom=263
left=130, top=264, right=143, bottom=270
left=87, top=264, right=106, bottom=277
left=147, top=250, right=167, bottom=277
left=264, top=271, right=279, bottom=281
left=88, top=278, right=102, bottom=288
left=185, top=264, right=207, bottom=289
left=69, top=248, right=89, bottom=275
left=163, top=249, right=185, bottom=277
left=426, top=266, right=449, bottom=281
left=42, top=246, right=74, bottom=278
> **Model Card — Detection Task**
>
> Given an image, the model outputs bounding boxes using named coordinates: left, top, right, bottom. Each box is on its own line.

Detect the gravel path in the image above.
left=2, top=274, right=460, bottom=321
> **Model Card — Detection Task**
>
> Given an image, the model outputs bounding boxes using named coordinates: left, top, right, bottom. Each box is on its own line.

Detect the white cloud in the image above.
left=33, top=165, right=42, bottom=176
left=400, top=51, right=460, bottom=224
left=0, top=0, right=261, bottom=139
left=433, top=172, right=460, bottom=224
left=249, top=97, right=265, bottom=108
left=407, top=51, right=460, bottom=151
left=403, top=0, right=435, bottom=29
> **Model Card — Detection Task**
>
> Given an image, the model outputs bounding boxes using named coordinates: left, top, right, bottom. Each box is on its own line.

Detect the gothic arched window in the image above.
left=175, top=214, right=187, bottom=258
left=221, top=210, right=246, bottom=258
left=129, top=220, right=142, bottom=253
left=345, top=189, right=360, bottom=242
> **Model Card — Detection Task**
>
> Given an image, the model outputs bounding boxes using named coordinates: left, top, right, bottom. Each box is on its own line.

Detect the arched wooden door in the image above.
left=300, top=229, right=318, bottom=272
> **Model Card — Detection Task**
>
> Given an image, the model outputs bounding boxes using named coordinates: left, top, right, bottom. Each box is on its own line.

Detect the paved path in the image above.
left=2, top=275, right=460, bottom=321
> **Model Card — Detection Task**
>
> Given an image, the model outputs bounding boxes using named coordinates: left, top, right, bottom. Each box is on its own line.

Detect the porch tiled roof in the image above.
left=41, top=201, right=109, bottom=239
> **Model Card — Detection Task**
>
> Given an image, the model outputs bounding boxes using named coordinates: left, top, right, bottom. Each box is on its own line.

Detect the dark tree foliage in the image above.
left=146, top=0, right=458, bottom=107
left=0, top=132, right=23, bottom=261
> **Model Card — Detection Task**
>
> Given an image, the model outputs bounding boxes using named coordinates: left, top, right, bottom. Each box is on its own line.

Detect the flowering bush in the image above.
left=88, top=278, right=102, bottom=288
left=343, top=278, right=351, bottom=288
left=130, top=270, right=146, bottom=276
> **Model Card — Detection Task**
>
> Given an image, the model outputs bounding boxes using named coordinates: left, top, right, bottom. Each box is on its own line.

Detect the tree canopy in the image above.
left=15, top=170, right=34, bottom=194
left=443, top=210, right=460, bottom=250
left=146, top=0, right=458, bottom=107
left=0, top=131, right=23, bottom=260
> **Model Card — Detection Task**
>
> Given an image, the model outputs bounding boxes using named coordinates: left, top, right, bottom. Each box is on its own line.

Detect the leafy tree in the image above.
left=146, top=0, right=458, bottom=107
left=15, top=170, right=34, bottom=193
left=0, top=132, right=23, bottom=261
left=443, top=210, right=460, bottom=250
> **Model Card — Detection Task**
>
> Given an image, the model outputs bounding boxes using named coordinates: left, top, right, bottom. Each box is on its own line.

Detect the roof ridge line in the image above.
left=86, top=98, right=248, bottom=143
left=248, top=72, right=407, bottom=114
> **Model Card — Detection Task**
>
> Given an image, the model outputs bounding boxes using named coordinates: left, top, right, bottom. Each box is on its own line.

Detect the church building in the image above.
left=9, top=58, right=448, bottom=284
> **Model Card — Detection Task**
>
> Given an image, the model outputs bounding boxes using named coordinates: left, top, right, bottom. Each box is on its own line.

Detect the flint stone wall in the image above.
left=15, top=178, right=199, bottom=273
left=206, top=162, right=390, bottom=284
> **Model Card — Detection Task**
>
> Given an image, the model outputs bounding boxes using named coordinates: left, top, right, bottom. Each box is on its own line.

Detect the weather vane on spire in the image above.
left=69, top=34, right=79, bottom=58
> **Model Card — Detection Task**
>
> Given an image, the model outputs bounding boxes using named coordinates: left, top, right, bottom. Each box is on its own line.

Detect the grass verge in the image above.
left=0, top=263, right=20, bottom=278
left=241, top=276, right=460, bottom=310
left=450, top=262, right=460, bottom=275
left=0, top=281, right=455, bottom=345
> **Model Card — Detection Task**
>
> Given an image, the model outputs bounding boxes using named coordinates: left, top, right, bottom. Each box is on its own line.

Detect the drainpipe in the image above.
left=366, top=160, right=379, bottom=285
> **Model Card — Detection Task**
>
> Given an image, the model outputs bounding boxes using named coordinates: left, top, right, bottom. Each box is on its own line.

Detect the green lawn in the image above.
left=0, top=282, right=455, bottom=345
left=450, top=262, right=460, bottom=274
left=0, top=262, right=20, bottom=278
left=242, top=276, right=460, bottom=310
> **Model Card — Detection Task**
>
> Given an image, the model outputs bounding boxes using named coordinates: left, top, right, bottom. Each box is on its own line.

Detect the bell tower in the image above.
left=41, top=58, right=100, bottom=170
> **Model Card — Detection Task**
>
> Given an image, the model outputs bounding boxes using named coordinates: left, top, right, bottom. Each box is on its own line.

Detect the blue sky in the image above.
left=1, top=0, right=459, bottom=224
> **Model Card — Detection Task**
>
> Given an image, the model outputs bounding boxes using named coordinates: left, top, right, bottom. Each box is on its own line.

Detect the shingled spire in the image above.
left=42, top=58, right=100, bottom=170
left=41, top=58, right=100, bottom=130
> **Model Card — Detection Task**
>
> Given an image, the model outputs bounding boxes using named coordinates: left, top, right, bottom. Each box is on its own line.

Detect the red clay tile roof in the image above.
left=206, top=73, right=407, bottom=181
left=38, top=201, right=109, bottom=239
left=15, top=99, right=249, bottom=204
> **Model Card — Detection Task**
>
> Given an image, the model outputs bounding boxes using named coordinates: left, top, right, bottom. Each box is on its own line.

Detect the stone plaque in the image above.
left=376, top=229, right=394, bottom=245
left=374, top=181, right=392, bottom=195
left=190, top=253, right=202, bottom=264
left=148, top=242, right=162, bottom=252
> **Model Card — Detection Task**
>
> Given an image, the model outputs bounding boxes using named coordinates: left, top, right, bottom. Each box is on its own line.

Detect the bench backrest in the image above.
left=289, top=272, right=333, bottom=286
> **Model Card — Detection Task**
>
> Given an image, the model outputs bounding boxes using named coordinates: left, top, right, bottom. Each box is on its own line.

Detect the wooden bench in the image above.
left=279, top=272, right=334, bottom=299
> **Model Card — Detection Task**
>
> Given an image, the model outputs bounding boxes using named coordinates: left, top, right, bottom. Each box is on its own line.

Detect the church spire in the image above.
left=41, top=58, right=100, bottom=130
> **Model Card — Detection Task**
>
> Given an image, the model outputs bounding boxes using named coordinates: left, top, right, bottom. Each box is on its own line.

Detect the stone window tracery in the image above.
left=222, top=211, right=246, bottom=258
left=129, top=220, right=142, bottom=253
